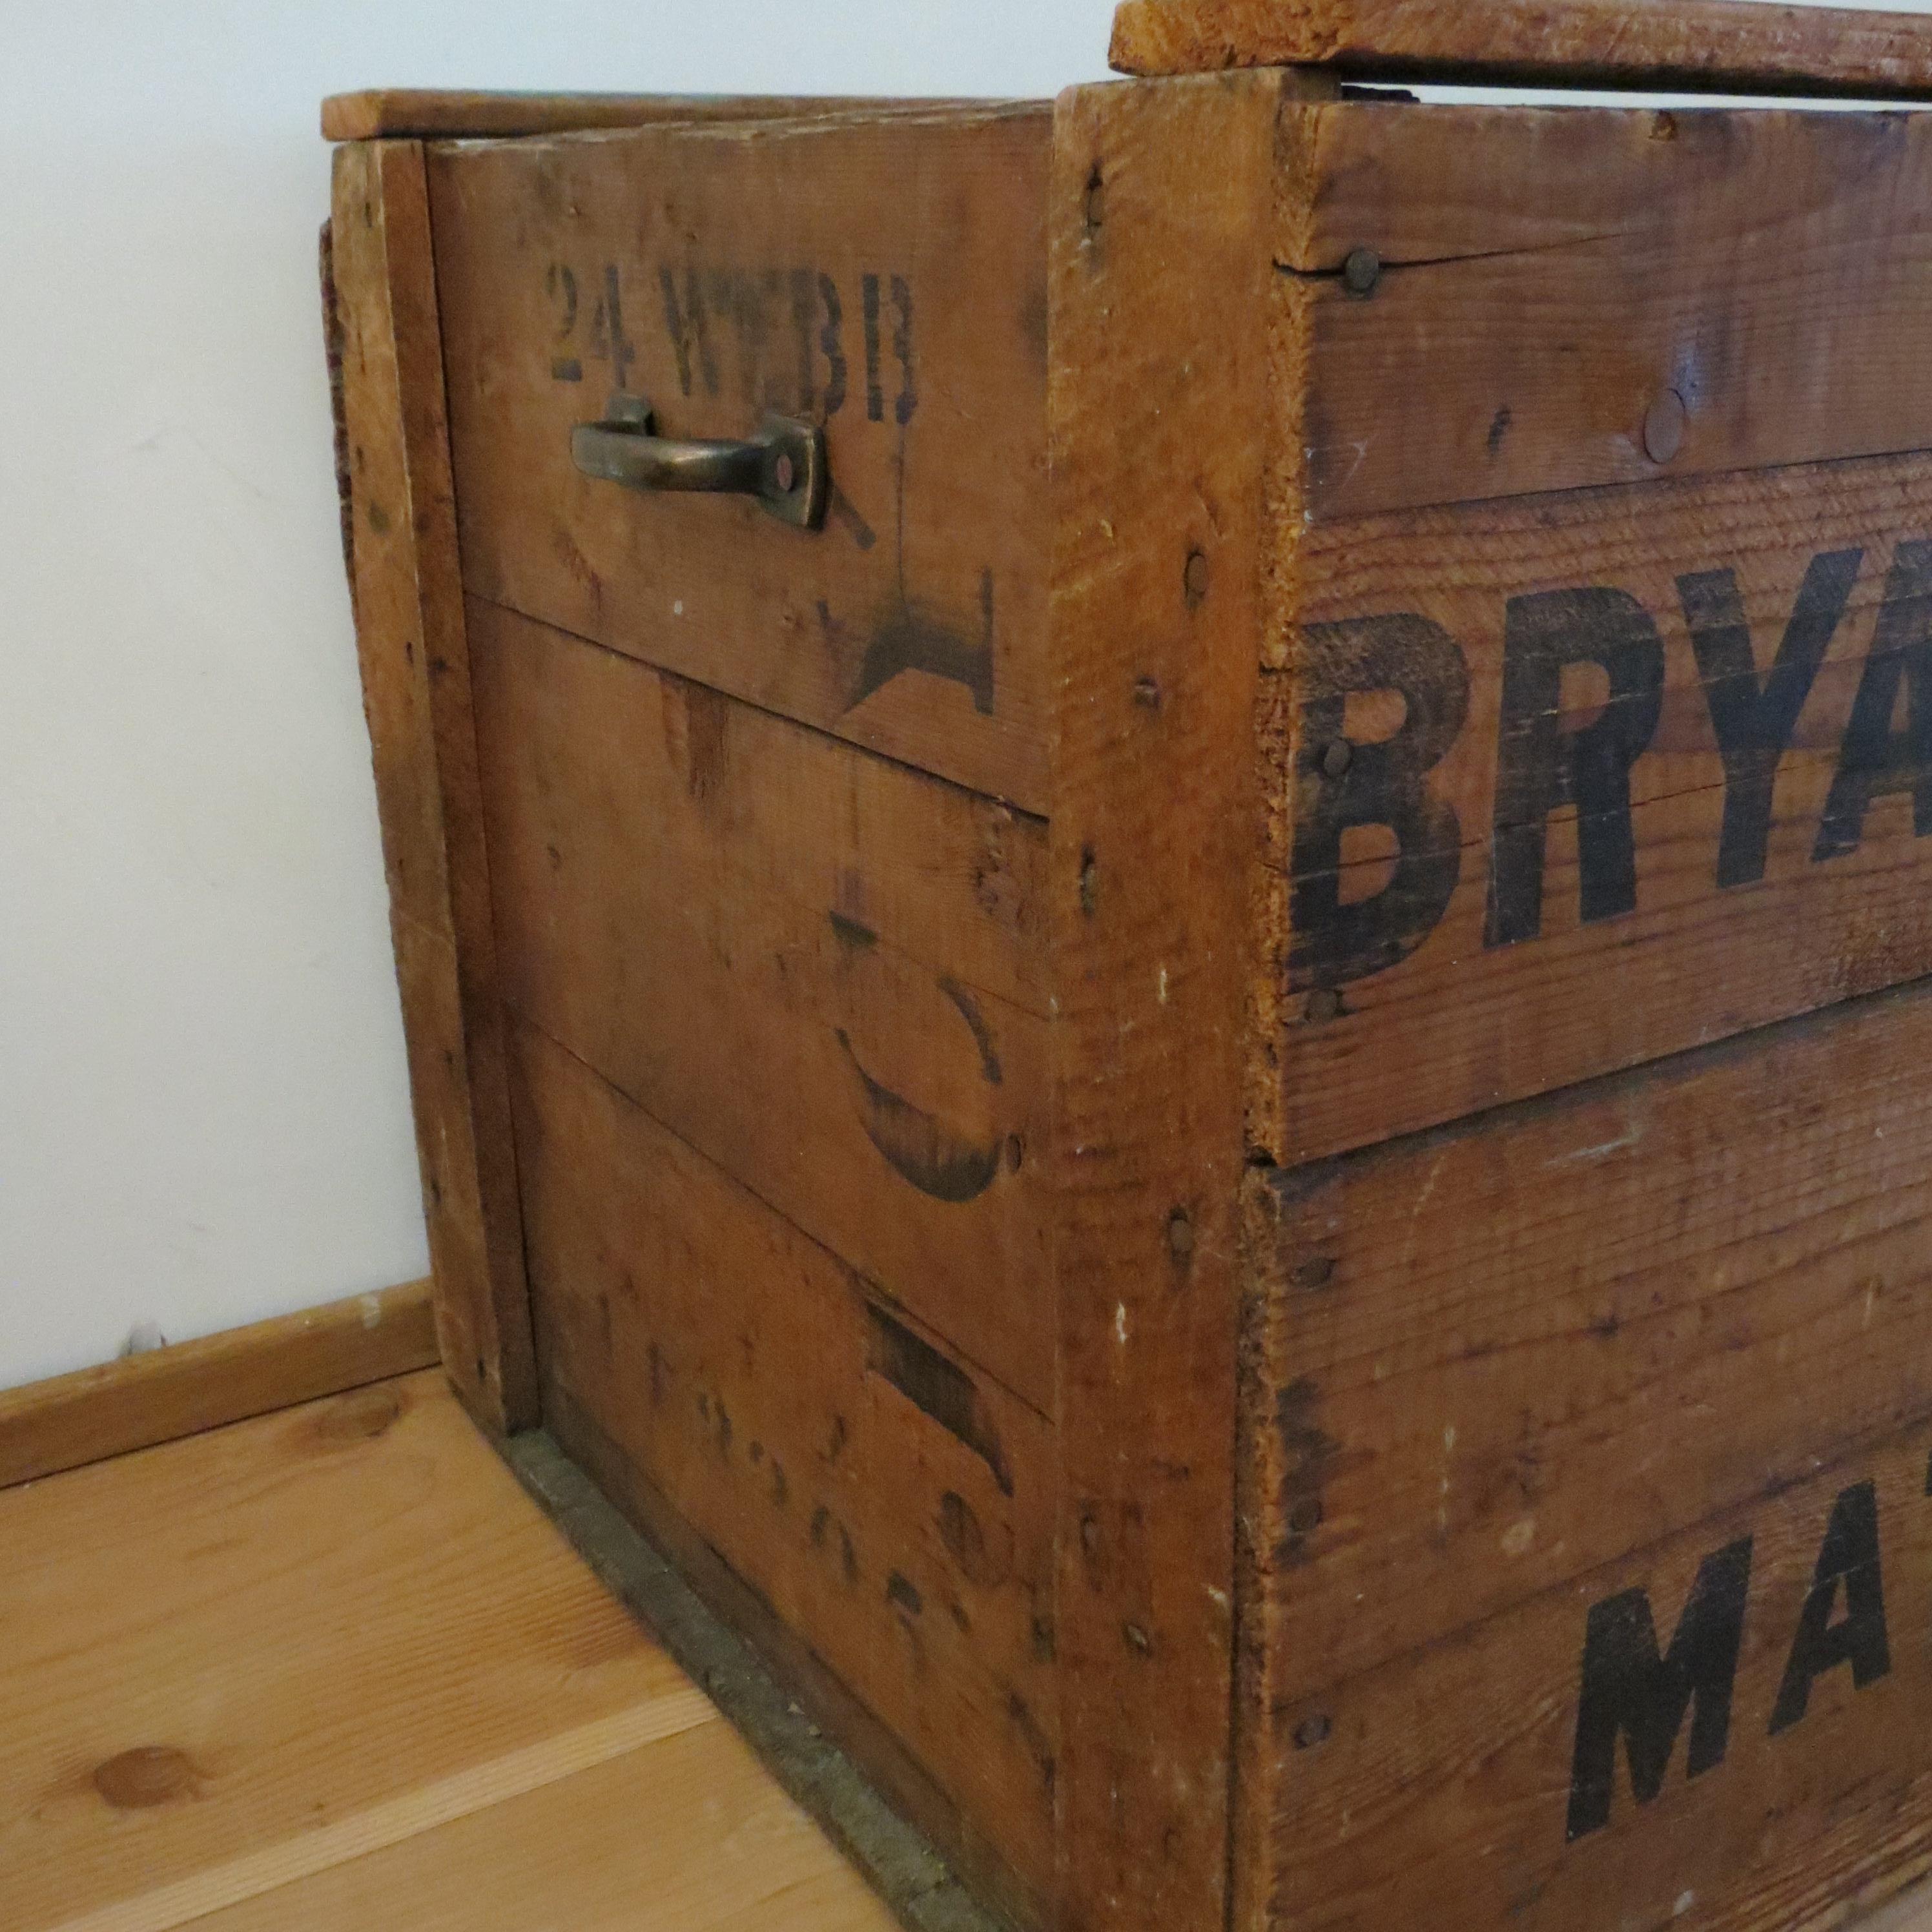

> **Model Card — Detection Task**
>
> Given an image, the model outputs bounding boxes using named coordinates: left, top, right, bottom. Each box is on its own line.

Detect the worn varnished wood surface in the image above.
left=1260, top=450, right=1932, bottom=1165
left=469, top=600, right=1051, bottom=1413
left=331, top=139, right=537, bottom=1433
left=1047, top=70, right=1292, bottom=1932
left=510, top=1020, right=1057, bottom=1921
left=1277, top=103, right=1932, bottom=522
left=0, top=1280, right=435, bottom=1491
left=428, top=106, right=1053, bottom=812
left=1111, top=0, right=1932, bottom=99
left=0, top=1370, right=899, bottom=1932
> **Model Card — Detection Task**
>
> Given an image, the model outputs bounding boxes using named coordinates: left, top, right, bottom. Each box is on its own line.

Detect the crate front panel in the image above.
left=1242, top=979, right=1932, bottom=1927
left=1264, top=450, right=1932, bottom=1165
left=427, top=105, right=1052, bottom=812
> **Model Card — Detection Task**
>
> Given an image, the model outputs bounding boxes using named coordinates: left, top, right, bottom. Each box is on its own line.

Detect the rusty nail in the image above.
left=1293, top=1714, right=1333, bottom=1751
left=1306, top=989, right=1342, bottom=1025
left=1289, top=1497, right=1324, bottom=1536
left=1184, top=550, right=1211, bottom=607
left=1342, top=247, right=1382, bottom=299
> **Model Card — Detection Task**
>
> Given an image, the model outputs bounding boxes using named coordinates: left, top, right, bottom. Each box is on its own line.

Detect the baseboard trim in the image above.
left=0, top=1279, right=439, bottom=1489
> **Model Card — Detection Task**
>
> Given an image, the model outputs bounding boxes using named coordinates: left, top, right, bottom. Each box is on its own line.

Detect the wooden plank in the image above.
left=470, top=601, right=1052, bottom=1412
left=1259, top=1417, right=1932, bottom=1930
left=1273, top=101, right=1932, bottom=521
left=331, top=140, right=537, bottom=1432
left=0, top=1372, right=707, bottom=1931
left=1245, top=978, right=1932, bottom=1714
left=1111, top=0, right=1932, bottom=100
left=1260, top=450, right=1932, bottom=1166
left=322, top=90, right=976, bottom=142
left=511, top=1022, right=1056, bottom=1924
left=427, top=106, right=1053, bottom=812
left=1047, top=70, right=1288, bottom=1932
left=183, top=1720, right=899, bottom=1932
left=0, top=1281, right=436, bottom=1491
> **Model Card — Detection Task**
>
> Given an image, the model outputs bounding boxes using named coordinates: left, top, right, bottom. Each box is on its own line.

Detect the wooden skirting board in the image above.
left=0, top=1279, right=437, bottom=1490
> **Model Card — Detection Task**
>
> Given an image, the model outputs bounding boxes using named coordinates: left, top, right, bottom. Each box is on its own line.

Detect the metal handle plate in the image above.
left=571, top=393, right=828, bottom=530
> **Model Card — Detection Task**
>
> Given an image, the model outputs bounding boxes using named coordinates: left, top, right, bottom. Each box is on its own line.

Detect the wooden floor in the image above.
left=0, top=1370, right=896, bottom=1932
left=5, top=1364, right=1932, bottom=1932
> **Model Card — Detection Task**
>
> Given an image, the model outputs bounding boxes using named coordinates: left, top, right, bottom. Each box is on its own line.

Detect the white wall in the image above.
left=2, top=0, right=1922, bottom=1392
left=0, top=3, right=1115, bottom=1392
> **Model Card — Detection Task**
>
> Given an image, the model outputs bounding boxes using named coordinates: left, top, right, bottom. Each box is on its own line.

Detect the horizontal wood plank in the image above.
left=1260, top=1417, right=1932, bottom=1929
left=471, top=602, right=1052, bottom=1411
left=1113, top=0, right=1932, bottom=99
left=1248, top=977, right=1932, bottom=1707
left=0, top=1372, right=706, bottom=1931
left=512, top=1022, right=1057, bottom=1918
left=1261, top=450, right=1932, bottom=1165
left=1278, top=101, right=1932, bottom=520
left=0, top=1282, right=436, bottom=1491
left=428, top=107, right=1053, bottom=811
left=322, top=90, right=978, bottom=142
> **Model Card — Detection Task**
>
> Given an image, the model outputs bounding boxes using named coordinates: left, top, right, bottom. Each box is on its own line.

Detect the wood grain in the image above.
left=331, top=139, right=537, bottom=1432
left=428, top=106, right=1053, bottom=811
left=470, top=601, right=1051, bottom=1411
left=0, top=1281, right=435, bottom=1491
left=0, top=1372, right=706, bottom=1931
left=1275, top=101, right=1932, bottom=520
left=322, top=90, right=970, bottom=142
left=1246, top=978, right=1932, bottom=1709
left=183, top=1718, right=900, bottom=1932
left=1047, top=70, right=1288, bottom=1932
left=1260, top=451, right=1932, bottom=1166
left=511, top=1021, right=1056, bottom=1922
left=1259, top=1418, right=1932, bottom=1931
left=1112, top=0, right=1932, bottom=99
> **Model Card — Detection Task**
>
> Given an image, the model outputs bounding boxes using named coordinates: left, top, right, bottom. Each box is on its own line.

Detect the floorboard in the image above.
left=0, top=1370, right=890, bottom=1932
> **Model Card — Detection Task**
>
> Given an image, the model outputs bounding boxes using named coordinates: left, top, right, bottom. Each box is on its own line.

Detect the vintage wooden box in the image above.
left=325, top=4, right=1932, bottom=1926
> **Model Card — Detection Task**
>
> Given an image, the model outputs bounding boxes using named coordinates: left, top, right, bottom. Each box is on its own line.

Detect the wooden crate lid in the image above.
left=1110, top=0, right=1932, bottom=99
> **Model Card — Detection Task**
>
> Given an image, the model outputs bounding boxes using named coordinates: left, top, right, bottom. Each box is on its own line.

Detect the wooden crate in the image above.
left=324, top=6, right=1932, bottom=1927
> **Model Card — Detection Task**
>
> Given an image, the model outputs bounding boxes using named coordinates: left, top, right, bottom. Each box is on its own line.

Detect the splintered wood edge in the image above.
left=500, top=1432, right=1015, bottom=1932
left=321, top=90, right=1002, bottom=142
left=0, top=1280, right=438, bottom=1490
left=1109, top=0, right=1932, bottom=99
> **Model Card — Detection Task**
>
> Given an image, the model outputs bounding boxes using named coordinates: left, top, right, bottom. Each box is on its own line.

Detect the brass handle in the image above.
left=571, top=393, right=828, bottom=531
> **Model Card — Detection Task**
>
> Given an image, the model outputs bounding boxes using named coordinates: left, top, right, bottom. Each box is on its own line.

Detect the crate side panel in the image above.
left=429, top=108, right=1052, bottom=812
left=510, top=1021, right=1056, bottom=1919
left=470, top=600, right=1053, bottom=1416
